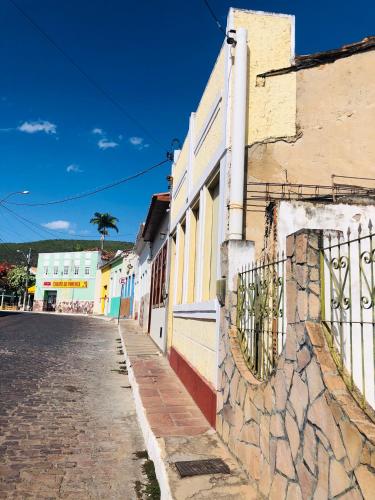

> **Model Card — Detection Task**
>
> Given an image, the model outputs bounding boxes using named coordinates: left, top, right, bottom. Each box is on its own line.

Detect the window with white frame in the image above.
left=44, top=266, right=48, bottom=275
left=63, top=265, right=69, bottom=275
left=53, top=266, right=59, bottom=275
left=84, top=266, right=90, bottom=275
left=74, top=266, right=79, bottom=275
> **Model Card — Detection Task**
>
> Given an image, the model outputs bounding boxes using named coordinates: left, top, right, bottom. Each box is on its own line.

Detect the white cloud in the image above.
left=129, top=136, right=143, bottom=145
left=92, top=127, right=103, bottom=135
left=129, top=136, right=149, bottom=150
left=66, top=164, right=83, bottom=173
left=98, top=138, right=119, bottom=150
left=42, top=220, right=71, bottom=230
left=18, top=120, right=57, bottom=134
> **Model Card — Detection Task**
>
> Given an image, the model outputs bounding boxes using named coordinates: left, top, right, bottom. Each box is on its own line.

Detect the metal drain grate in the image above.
left=174, top=458, right=230, bottom=478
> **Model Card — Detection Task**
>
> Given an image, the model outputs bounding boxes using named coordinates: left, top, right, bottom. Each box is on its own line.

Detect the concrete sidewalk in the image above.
left=118, top=319, right=256, bottom=500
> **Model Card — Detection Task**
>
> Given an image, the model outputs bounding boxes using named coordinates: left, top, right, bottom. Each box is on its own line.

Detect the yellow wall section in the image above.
left=171, top=177, right=187, bottom=227
left=232, top=9, right=296, bottom=144
left=193, top=108, right=223, bottom=186
left=194, top=48, right=225, bottom=134
left=100, top=267, right=110, bottom=314
left=172, top=317, right=216, bottom=386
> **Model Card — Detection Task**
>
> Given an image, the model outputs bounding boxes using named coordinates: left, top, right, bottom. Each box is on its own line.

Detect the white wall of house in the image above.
left=277, top=200, right=375, bottom=410
left=277, top=200, right=375, bottom=253
left=150, top=307, right=166, bottom=351
left=134, top=241, right=151, bottom=330
left=149, top=214, right=169, bottom=352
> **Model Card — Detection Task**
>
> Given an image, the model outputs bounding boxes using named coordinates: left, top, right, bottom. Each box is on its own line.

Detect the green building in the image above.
left=33, top=251, right=101, bottom=314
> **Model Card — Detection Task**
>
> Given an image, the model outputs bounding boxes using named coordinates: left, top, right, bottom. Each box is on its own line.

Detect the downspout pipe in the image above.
left=228, top=27, right=248, bottom=240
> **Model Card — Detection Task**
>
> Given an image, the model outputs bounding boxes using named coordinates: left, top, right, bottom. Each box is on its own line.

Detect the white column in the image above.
left=228, top=27, right=248, bottom=240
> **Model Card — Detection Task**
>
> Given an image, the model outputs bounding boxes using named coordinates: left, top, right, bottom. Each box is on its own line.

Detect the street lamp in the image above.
left=16, top=248, right=32, bottom=311
left=0, top=190, right=30, bottom=204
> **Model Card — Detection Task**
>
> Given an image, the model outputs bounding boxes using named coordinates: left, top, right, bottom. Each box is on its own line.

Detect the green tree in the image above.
left=7, top=265, right=35, bottom=295
left=90, top=212, right=119, bottom=249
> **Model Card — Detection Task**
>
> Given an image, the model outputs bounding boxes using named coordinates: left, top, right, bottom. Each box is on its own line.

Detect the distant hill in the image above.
left=0, top=240, right=133, bottom=266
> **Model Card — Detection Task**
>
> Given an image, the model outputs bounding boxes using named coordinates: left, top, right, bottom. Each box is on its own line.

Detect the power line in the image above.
left=0, top=204, right=132, bottom=241
left=8, top=0, right=166, bottom=151
left=0, top=205, right=54, bottom=240
left=6, top=158, right=170, bottom=207
left=202, top=0, right=227, bottom=36
left=1, top=205, right=134, bottom=241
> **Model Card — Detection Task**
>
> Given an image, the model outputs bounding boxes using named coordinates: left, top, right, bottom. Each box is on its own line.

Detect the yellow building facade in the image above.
left=100, top=265, right=110, bottom=315
left=167, top=8, right=296, bottom=426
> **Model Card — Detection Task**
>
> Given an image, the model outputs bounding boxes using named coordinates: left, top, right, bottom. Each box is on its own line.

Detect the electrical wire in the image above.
left=8, top=0, right=166, bottom=151
left=6, top=158, right=170, bottom=207
left=0, top=205, right=55, bottom=240
left=0, top=205, right=134, bottom=241
left=202, top=0, right=227, bottom=36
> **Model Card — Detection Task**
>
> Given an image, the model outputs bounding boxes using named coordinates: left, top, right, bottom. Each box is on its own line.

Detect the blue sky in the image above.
left=0, top=0, right=374, bottom=244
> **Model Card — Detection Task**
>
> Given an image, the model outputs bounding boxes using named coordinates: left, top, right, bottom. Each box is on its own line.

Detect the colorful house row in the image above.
left=33, top=249, right=138, bottom=319
left=94, top=250, right=138, bottom=319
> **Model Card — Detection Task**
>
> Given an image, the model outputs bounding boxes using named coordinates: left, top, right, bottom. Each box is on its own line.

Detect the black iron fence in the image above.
left=321, top=222, right=375, bottom=413
left=237, top=254, right=285, bottom=381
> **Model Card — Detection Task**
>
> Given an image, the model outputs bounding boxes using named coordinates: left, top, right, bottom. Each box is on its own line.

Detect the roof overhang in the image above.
left=142, top=193, right=170, bottom=242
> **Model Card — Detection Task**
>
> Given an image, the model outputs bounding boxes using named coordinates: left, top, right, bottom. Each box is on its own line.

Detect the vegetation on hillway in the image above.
left=0, top=239, right=133, bottom=266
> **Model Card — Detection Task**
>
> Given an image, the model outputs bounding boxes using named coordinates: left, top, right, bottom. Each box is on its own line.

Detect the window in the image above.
left=175, top=221, right=186, bottom=304
left=201, top=175, right=220, bottom=300
left=74, top=266, right=79, bottom=275
left=53, top=266, right=59, bottom=275
left=44, top=266, right=48, bottom=275
left=150, top=243, right=167, bottom=308
left=63, top=266, right=69, bottom=275
left=85, top=266, right=90, bottom=275
left=209, top=181, right=220, bottom=298
left=193, top=204, right=200, bottom=302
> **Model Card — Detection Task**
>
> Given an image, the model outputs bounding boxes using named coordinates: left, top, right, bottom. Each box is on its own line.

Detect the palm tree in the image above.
left=90, top=212, right=119, bottom=249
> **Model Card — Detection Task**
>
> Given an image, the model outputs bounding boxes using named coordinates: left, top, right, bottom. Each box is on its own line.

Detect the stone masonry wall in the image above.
left=32, top=300, right=94, bottom=314
left=217, top=230, right=375, bottom=499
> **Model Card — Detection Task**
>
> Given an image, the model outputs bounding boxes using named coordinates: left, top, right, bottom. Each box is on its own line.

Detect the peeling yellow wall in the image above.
left=172, top=317, right=216, bottom=385
left=246, top=49, right=375, bottom=251
left=232, top=9, right=296, bottom=144
left=168, top=8, right=296, bottom=384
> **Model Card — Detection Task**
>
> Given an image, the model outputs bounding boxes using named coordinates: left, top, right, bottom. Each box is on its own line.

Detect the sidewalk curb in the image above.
left=118, top=324, right=173, bottom=500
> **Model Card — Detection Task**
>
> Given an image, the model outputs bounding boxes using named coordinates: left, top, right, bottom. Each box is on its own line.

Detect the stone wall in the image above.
left=32, top=300, right=43, bottom=312
left=217, top=230, right=375, bottom=498
left=32, top=300, right=94, bottom=314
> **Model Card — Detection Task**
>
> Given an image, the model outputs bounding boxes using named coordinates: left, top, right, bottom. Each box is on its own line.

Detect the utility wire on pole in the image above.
left=6, top=158, right=170, bottom=207
left=202, top=0, right=236, bottom=45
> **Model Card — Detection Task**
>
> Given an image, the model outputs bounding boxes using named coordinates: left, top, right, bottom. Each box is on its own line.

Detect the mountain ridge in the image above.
left=0, top=239, right=134, bottom=266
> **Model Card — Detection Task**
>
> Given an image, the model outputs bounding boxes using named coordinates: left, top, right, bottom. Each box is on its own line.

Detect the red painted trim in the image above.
left=169, top=347, right=216, bottom=428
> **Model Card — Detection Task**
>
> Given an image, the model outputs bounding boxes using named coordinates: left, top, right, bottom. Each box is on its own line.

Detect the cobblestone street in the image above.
left=0, top=312, right=148, bottom=499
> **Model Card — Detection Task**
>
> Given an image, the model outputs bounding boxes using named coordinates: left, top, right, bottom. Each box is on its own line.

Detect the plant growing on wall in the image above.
left=90, top=212, right=119, bottom=249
